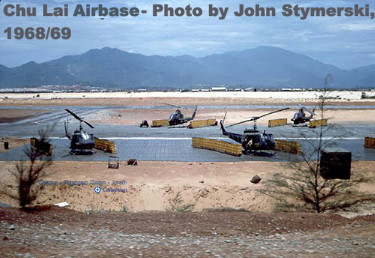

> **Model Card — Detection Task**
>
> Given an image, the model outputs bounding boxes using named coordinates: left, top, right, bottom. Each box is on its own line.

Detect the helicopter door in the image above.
left=263, top=134, right=275, bottom=149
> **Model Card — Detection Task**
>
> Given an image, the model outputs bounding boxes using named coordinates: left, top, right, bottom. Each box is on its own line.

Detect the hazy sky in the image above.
left=1, top=0, right=374, bottom=69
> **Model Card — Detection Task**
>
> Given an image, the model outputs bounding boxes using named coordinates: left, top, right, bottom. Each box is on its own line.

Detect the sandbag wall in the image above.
left=268, top=118, right=288, bottom=127
left=30, top=137, right=52, bottom=156
left=188, top=119, right=217, bottom=129
left=309, top=119, right=328, bottom=128
left=151, top=120, right=170, bottom=127
left=364, top=137, right=375, bottom=149
left=94, top=138, right=117, bottom=154
left=274, top=139, right=301, bottom=154
left=192, top=137, right=242, bottom=156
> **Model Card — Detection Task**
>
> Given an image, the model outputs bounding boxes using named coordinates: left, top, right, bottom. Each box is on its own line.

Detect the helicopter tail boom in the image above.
left=64, top=120, right=72, bottom=140
left=220, top=120, right=229, bottom=136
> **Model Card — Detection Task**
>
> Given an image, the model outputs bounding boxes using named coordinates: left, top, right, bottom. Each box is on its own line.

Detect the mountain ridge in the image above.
left=0, top=47, right=374, bottom=89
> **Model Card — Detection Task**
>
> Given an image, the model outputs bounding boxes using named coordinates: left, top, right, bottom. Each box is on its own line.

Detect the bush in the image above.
left=259, top=75, right=375, bottom=213
left=3, top=127, right=53, bottom=209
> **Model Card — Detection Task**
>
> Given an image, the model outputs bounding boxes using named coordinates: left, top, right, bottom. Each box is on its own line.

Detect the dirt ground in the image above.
left=1, top=96, right=375, bottom=107
left=1, top=160, right=374, bottom=216
left=2, top=97, right=375, bottom=126
left=0, top=138, right=29, bottom=153
left=85, top=108, right=375, bottom=126
left=0, top=109, right=50, bottom=123
left=1, top=207, right=375, bottom=257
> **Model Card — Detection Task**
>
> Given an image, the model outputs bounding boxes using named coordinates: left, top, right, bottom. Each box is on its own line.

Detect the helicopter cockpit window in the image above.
left=264, top=134, right=274, bottom=142
left=169, top=114, right=177, bottom=120
left=292, top=113, right=301, bottom=120
left=81, top=132, right=90, bottom=140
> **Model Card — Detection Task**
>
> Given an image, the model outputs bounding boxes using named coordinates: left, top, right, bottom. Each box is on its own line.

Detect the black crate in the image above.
left=320, top=148, right=351, bottom=180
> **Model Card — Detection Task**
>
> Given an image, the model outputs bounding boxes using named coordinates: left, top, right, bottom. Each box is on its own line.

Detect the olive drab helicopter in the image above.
left=291, top=105, right=316, bottom=126
left=64, top=109, right=95, bottom=155
left=164, top=103, right=198, bottom=126
left=220, top=108, right=290, bottom=155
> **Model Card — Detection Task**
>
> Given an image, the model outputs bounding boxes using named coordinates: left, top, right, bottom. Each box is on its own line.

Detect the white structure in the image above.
left=211, top=87, right=227, bottom=91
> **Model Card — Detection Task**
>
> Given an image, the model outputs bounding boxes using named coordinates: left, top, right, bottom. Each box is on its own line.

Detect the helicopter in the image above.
left=220, top=108, right=290, bottom=155
left=64, top=109, right=95, bottom=155
left=291, top=105, right=316, bottom=126
left=164, top=103, right=198, bottom=126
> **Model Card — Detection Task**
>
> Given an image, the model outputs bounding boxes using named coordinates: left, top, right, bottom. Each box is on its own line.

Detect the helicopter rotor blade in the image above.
left=296, top=104, right=316, bottom=115
left=65, top=109, right=83, bottom=122
left=65, top=109, right=94, bottom=128
left=83, top=120, right=95, bottom=129
left=227, top=107, right=290, bottom=127
left=227, top=118, right=255, bottom=127
left=253, top=107, right=290, bottom=120
left=162, top=103, right=183, bottom=109
left=303, top=106, right=316, bottom=116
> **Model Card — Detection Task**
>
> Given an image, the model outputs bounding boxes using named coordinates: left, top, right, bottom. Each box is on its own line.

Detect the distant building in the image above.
left=211, top=87, right=227, bottom=91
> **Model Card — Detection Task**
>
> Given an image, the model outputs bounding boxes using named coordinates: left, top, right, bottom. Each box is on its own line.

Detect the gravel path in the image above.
left=1, top=207, right=374, bottom=257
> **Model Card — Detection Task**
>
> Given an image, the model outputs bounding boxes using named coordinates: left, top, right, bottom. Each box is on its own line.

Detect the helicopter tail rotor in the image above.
left=191, top=106, right=198, bottom=120
left=64, top=119, right=71, bottom=139
left=223, top=112, right=227, bottom=123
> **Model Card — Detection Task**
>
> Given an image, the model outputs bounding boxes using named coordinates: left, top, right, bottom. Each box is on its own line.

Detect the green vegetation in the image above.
left=169, top=191, right=195, bottom=213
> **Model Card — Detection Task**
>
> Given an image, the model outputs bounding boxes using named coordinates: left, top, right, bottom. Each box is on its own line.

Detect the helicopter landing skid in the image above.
left=168, top=125, right=188, bottom=128
left=70, top=149, right=96, bottom=155
left=244, top=150, right=276, bottom=157
left=292, top=123, right=308, bottom=127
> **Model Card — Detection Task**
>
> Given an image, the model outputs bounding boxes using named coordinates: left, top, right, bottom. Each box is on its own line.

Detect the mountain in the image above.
left=0, top=46, right=374, bottom=89
left=349, top=64, right=375, bottom=87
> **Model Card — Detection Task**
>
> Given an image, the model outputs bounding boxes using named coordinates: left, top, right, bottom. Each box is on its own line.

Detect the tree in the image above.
left=2, top=126, right=53, bottom=209
left=260, top=75, right=375, bottom=213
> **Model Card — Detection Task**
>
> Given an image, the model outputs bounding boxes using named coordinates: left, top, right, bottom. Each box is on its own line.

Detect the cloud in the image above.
left=0, top=0, right=374, bottom=69
left=333, top=24, right=375, bottom=31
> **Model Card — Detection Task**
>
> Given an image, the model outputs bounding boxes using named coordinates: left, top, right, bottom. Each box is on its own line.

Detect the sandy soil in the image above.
left=1, top=160, right=374, bottom=216
left=2, top=95, right=375, bottom=126
left=1, top=94, right=375, bottom=107
left=1, top=106, right=375, bottom=127
left=0, top=138, right=29, bottom=153
left=0, top=109, right=50, bottom=123
left=86, top=108, right=375, bottom=126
